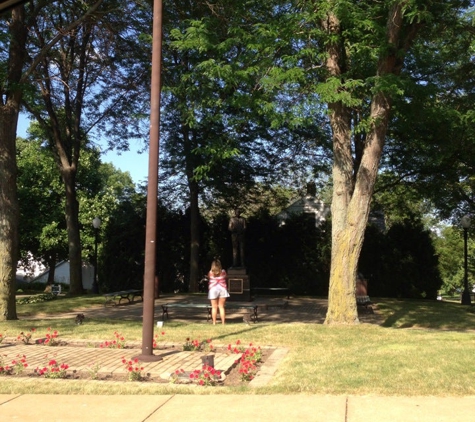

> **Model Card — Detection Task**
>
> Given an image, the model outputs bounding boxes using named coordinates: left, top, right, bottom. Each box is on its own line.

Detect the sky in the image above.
left=17, top=114, right=150, bottom=185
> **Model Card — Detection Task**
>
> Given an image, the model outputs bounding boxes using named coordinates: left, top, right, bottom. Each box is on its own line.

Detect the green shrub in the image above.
left=16, top=293, right=57, bottom=305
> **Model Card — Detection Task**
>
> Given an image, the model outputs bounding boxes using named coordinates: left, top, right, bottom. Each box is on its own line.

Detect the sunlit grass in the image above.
left=2, top=296, right=475, bottom=395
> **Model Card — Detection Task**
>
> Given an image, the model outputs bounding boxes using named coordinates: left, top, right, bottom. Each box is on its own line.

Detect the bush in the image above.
left=16, top=293, right=57, bottom=304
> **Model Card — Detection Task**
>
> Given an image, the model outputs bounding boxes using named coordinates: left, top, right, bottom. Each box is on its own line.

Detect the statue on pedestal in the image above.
left=228, top=209, right=246, bottom=268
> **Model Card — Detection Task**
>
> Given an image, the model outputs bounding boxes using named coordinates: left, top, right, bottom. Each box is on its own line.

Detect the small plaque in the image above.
left=228, top=278, right=243, bottom=294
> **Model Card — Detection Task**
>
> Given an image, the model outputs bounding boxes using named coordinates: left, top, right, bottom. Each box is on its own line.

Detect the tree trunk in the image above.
left=46, top=254, right=57, bottom=286
left=0, top=107, right=20, bottom=321
left=61, top=167, right=83, bottom=294
left=324, top=4, right=412, bottom=324
left=188, top=180, right=200, bottom=292
left=0, top=6, right=27, bottom=321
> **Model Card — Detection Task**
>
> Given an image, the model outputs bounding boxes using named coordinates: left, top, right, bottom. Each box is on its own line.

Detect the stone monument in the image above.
left=227, top=209, right=250, bottom=301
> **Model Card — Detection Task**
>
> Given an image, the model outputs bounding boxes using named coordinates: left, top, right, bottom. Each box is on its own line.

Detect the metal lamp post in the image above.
left=461, top=215, right=471, bottom=305
left=92, top=217, right=101, bottom=294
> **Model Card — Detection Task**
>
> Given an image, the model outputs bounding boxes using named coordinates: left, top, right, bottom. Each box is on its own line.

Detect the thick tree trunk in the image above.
left=0, top=107, right=20, bottom=321
left=325, top=100, right=360, bottom=324
left=0, top=6, right=27, bottom=321
left=324, top=4, right=410, bottom=324
left=188, top=180, right=200, bottom=292
left=325, top=93, right=390, bottom=325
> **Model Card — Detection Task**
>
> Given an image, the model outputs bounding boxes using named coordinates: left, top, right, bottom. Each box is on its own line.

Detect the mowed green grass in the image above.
left=1, top=295, right=475, bottom=395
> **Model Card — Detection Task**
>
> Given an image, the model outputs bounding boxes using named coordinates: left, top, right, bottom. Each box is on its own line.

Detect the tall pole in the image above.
left=136, top=0, right=163, bottom=361
left=92, top=217, right=101, bottom=294
left=93, top=227, right=98, bottom=293
left=461, top=215, right=471, bottom=305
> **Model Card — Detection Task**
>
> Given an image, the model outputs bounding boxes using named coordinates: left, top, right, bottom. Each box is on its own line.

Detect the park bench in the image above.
left=103, top=289, right=143, bottom=306
left=51, top=285, right=61, bottom=296
left=160, top=302, right=260, bottom=323
left=251, top=287, right=291, bottom=299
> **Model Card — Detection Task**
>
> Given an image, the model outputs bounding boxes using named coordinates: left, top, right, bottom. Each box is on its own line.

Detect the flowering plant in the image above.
left=189, top=364, right=222, bottom=386
left=99, top=331, right=126, bottom=349
left=183, top=338, right=201, bottom=351
left=227, top=339, right=246, bottom=354
left=0, top=355, right=12, bottom=375
left=0, top=333, right=5, bottom=344
left=37, top=327, right=60, bottom=346
left=170, top=368, right=186, bottom=383
left=36, top=359, right=69, bottom=378
left=238, top=357, right=257, bottom=381
left=183, top=338, right=214, bottom=352
left=236, top=344, right=262, bottom=381
left=121, top=357, right=145, bottom=381
left=17, top=328, right=36, bottom=344
left=153, top=331, right=166, bottom=349
left=10, top=354, right=28, bottom=375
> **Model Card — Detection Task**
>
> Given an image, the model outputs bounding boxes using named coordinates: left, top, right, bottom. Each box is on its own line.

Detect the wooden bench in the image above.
left=252, top=287, right=291, bottom=299
left=103, top=289, right=143, bottom=306
left=160, top=302, right=259, bottom=323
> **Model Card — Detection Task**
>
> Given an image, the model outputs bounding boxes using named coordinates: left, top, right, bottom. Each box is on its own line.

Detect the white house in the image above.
left=19, top=260, right=95, bottom=290
left=277, top=195, right=330, bottom=227
left=276, top=192, right=385, bottom=231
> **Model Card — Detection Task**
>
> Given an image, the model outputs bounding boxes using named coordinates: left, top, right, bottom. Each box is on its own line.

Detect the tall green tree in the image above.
left=17, top=131, right=136, bottom=289
left=378, top=5, right=475, bottom=223
left=160, top=0, right=327, bottom=291
left=16, top=136, right=67, bottom=282
left=285, top=0, right=473, bottom=324
left=22, top=0, right=151, bottom=293
left=434, top=225, right=475, bottom=295
left=0, top=0, right=104, bottom=320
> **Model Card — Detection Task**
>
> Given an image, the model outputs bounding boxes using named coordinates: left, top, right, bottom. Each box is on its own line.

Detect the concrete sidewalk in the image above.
left=1, top=393, right=475, bottom=421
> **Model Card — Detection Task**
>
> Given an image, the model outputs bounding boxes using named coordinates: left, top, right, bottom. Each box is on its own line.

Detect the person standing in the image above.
left=208, top=259, right=229, bottom=325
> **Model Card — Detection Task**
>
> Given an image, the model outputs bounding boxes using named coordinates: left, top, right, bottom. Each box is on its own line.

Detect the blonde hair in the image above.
left=210, top=260, right=223, bottom=277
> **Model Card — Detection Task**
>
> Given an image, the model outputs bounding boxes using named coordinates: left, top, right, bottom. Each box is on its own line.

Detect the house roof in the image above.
left=277, top=195, right=330, bottom=227
left=0, top=0, right=30, bottom=13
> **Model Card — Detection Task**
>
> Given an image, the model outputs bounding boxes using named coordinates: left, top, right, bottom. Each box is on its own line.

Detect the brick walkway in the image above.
left=0, top=342, right=249, bottom=383
left=2, top=295, right=379, bottom=384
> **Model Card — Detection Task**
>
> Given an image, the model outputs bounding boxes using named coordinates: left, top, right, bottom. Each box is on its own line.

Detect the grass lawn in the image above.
left=1, top=295, right=475, bottom=395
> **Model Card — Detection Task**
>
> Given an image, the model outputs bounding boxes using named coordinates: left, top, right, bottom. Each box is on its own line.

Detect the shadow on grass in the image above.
left=377, top=298, right=475, bottom=331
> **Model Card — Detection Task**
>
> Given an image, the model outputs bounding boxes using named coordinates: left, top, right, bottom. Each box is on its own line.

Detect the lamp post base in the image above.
left=132, top=353, right=163, bottom=362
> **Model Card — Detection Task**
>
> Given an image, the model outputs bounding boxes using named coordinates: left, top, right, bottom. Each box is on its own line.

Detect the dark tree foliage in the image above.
left=358, top=224, right=386, bottom=294
left=360, top=219, right=442, bottom=299
left=244, top=212, right=331, bottom=296
left=99, top=195, right=146, bottom=292
left=99, top=197, right=189, bottom=294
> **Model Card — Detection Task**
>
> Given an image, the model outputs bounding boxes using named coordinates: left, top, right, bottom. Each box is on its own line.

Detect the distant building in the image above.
left=277, top=195, right=330, bottom=227
left=17, top=259, right=94, bottom=290
left=276, top=183, right=385, bottom=231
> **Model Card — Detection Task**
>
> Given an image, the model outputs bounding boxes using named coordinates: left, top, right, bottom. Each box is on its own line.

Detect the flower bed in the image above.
left=0, top=335, right=274, bottom=386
